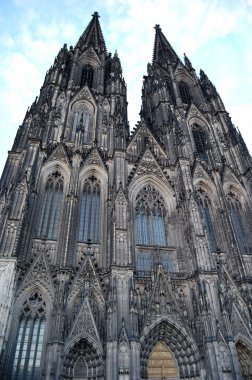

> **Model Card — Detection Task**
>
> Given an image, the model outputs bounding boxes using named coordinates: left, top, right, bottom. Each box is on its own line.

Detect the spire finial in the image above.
left=184, top=52, right=193, bottom=70
left=76, top=11, right=106, bottom=53
left=154, top=24, right=161, bottom=31
left=92, top=11, right=99, bottom=18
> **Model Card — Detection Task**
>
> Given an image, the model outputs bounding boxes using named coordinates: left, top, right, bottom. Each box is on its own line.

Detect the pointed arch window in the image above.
left=37, top=172, right=64, bottom=240
left=81, top=65, right=94, bottom=88
left=197, top=189, right=217, bottom=252
left=10, top=292, right=46, bottom=380
left=72, top=111, right=91, bottom=144
left=78, top=176, right=100, bottom=243
left=227, top=192, right=252, bottom=254
left=135, top=185, right=167, bottom=246
left=192, top=124, right=207, bottom=160
left=179, top=81, right=191, bottom=104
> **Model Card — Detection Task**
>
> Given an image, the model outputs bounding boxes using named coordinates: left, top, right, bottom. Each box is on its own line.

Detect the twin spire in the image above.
left=76, top=12, right=180, bottom=65
left=76, top=13, right=205, bottom=80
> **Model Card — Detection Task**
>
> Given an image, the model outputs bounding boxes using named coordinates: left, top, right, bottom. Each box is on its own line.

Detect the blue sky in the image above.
left=0, top=0, right=252, bottom=176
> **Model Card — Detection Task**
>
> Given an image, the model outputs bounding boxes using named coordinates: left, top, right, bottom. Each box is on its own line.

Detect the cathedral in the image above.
left=1, top=11, right=252, bottom=380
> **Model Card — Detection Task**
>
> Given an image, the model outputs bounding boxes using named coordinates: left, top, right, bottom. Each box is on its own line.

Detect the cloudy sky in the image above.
left=0, top=0, right=252, bottom=176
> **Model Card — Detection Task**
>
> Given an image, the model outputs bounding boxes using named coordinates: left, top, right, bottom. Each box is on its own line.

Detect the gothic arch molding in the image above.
left=186, top=102, right=209, bottom=127
left=62, top=335, right=104, bottom=379
left=69, top=88, right=97, bottom=113
left=64, top=330, right=103, bottom=355
left=40, top=161, right=71, bottom=188
left=140, top=318, right=200, bottom=379
left=223, top=182, right=247, bottom=207
left=70, top=98, right=95, bottom=114
left=187, top=114, right=209, bottom=129
left=193, top=179, right=218, bottom=204
left=174, top=66, right=195, bottom=84
left=79, top=165, right=107, bottom=191
left=16, top=277, right=54, bottom=306
left=129, top=174, right=176, bottom=214
left=234, top=335, right=252, bottom=379
left=78, top=47, right=101, bottom=68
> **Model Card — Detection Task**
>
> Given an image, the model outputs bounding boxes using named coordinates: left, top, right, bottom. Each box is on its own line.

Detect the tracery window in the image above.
left=74, top=357, right=88, bottom=379
left=197, top=189, right=217, bottom=252
left=10, top=292, right=46, bottom=380
left=78, top=176, right=100, bottom=243
left=81, top=65, right=94, bottom=88
left=227, top=192, right=252, bottom=254
left=71, top=111, right=92, bottom=144
left=37, top=172, right=64, bottom=240
left=135, top=185, right=167, bottom=246
left=192, top=124, right=207, bottom=160
left=136, top=250, right=174, bottom=275
left=179, top=81, right=191, bottom=104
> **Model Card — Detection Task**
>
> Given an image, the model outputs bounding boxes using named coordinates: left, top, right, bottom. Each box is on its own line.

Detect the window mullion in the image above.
left=45, top=184, right=55, bottom=238
left=31, top=318, right=41, bottom=380
left=88, top=187, right=93, bottom=241
left=83, top=190, right=89, bottom=241
left=22, top=318, right=34, bottom=380
left=51, top=186, right=63, bottom=239
left=93, top=189, right=98, bottom=242
left=12, top=318, right=26, bottom=380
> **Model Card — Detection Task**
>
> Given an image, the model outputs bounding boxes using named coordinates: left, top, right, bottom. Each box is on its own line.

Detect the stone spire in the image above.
left=152, top=24, right=179, bottom=65
left=76, top=11, right=107, bottom=53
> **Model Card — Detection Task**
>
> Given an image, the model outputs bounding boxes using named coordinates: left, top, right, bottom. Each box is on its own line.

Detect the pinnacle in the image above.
left=152, top=24, right=179, bottom=66
left=76, top=11, right=107, bottom=54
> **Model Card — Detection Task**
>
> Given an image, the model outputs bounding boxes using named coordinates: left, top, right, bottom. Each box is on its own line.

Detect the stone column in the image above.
left=0, top=257, right=16, bottom=355
left=45, top=269, right=70, bottom=380
left=130, top=341, right=140, bottom=380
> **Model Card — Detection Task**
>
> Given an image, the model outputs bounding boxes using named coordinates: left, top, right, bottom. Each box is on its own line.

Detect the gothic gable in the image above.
left=118, top=318, right=129, bottom=345
left=82, top=147, right=107, bottom=171
left=127, top=122, right=167, bottom=159
left=71, top=84, right=96, bottom=107
left=143, top=266, right=182, bottom=330
left=222, top=165, right=241, bottom=186
left=17, top=252, right=54, bottom=299
left=174, top=61, right=194, bottom=82
left=68, top=256, right=104, bottom=306
left=186, top=103, right=208, bottom=125
left=115, top=186, right=127, bottom=204
left=67, top=296, right=102, bottom=349
left=46, top=143, right=70, bottom=166
left=219, top=264, right=251, bottom=338
left=129, top=149, right=171, bottom=189
left=78, top=45, right=101, bottom=67
left=192, top=161, right=212, bottom=183
left=231, top=306, right=252, bottom=340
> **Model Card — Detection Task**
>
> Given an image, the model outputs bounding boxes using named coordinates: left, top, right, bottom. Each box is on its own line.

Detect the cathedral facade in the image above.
left=0, top=12, right=252, bottom=380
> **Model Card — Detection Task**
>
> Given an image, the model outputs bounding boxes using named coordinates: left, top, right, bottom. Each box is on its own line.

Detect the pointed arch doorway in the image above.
left=73, top=356, right=88, bottom=380
left=147, top=342, right=179, bottom=380
left=236, top=340, right=252, bottom=379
